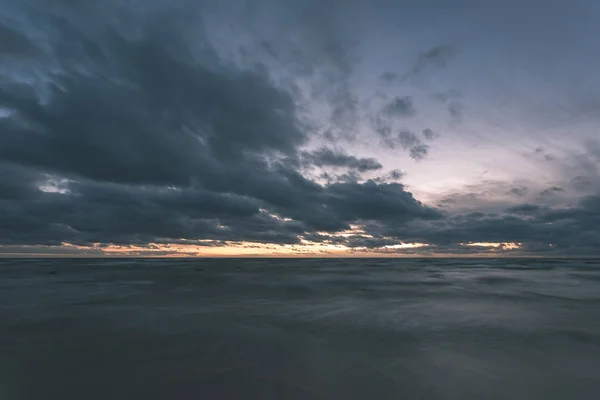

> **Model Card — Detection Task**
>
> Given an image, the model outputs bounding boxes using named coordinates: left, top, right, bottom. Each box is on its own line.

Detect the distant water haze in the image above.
left=1, top=258, right=600, bottom=399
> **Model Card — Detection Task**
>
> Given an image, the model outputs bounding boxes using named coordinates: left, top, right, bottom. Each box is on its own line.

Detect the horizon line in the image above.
left=1, top=254, right=598, bottom=259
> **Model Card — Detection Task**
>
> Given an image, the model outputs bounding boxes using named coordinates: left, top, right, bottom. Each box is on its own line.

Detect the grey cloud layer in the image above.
left=301, top=148, right=383, bottom=172
left=1, top=0, right=600, bottom=256
left=0, top=1, right=440, bottom=250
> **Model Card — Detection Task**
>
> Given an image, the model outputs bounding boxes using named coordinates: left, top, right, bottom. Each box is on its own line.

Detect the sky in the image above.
left=1, top=0, right=600, bottom=257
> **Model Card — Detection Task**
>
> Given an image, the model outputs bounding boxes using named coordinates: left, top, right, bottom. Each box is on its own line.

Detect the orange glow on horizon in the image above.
left=461, top=242, right=522, bottom=250
left=2, top=238, right=522, bottom=257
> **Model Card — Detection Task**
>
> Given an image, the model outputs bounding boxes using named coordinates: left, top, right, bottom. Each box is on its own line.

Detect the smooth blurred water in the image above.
left=1, top=258, right=600, bottom=399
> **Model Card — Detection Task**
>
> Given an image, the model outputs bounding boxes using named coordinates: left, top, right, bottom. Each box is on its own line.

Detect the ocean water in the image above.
left=1, top=258, right=600, bottom=400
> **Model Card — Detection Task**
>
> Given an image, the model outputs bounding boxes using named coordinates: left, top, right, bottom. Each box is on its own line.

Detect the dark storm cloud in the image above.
left=0, top=162, right=44, bottom=200
left=342, top=191, right=600, bottom=254
left=0, top=244, right=106, bottom=256
left=506, top=204, right=543, bottom=215
left=0, top=21, right=38, bottom=56
left=375, top=196, right=600, bottom=255
left=0, top=29, right=306, bottom=185
left=318, top=181, right=440, bottom=223
left=0, top=0, right=442, bottom=250
left=301, top=148, right=382, bottom=172
left=0, top=176, right=307, bottom=246
left=261, top=175, right=442, bottom=233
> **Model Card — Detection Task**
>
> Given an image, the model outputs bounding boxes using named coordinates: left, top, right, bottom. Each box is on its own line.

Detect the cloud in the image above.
left=381, top=96, right=415, bottom=118
left=239, top=0, right=363, bottom=139
left=301, top=148, right=383, bottom=172
left=371, top=115, right=435, bottom=161
left=0, top=162, right=44, bottom=200
left=408, top=194, right=600, bottom=255
left=0, top=21, right=38, bottom=56
left=410, top=45, right=457, bottom=76
left=570, top=176, right=594, bottom=192
left=1, top=0, right=600, bottom=257
left=395, top=130, right=430, bottom=161
left=395, top=131, right=420, bottom=149
left=422, top=128, right=438, bottom=140
left=508, top=187, right=528, bottom=197
left=370, top=92, right=439, bottom=159
left=0, top=0, right=442, bottom=250
left=373, top=169, right=405, bottom=183
left=531, top=147, right=556, bottom=162
left=506, top=204, right=543, bottom=215
left=0, top=23, right=307, bottom=186
left=539, top=186, right=565, bottom=197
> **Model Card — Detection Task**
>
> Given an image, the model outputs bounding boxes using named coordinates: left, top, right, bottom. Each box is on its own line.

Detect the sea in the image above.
left=1, top=257, right=600, bottom=399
